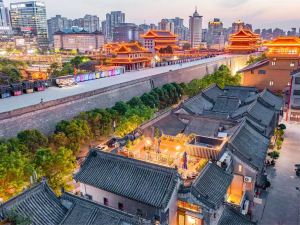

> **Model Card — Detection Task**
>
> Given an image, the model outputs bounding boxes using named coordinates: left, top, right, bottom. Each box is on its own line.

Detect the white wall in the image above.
left=80, top=183, right=178, bottom=224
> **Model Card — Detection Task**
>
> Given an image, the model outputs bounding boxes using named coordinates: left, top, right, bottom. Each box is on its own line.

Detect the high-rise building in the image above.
left=105, top=11, right=125, bottom=41
left=206, top=18, right=225, bottom=50
left=47, top=15, right=72, bottom=43
left=10, top=1, right=48, bottom=49
left=82, top=15, right=100, bottom=33
left=169, top=17, right=189, bottom=41
left=189, top=8, right=203, bottom=48
left=232, top=20, right=244, bottom=33
left=54, top=28, right=104, bottom=53
left=158, top=19, right=175, bottom=34
left=0, top=0, right=11, bottom=35
left=113, top=23, right=139, bottom=42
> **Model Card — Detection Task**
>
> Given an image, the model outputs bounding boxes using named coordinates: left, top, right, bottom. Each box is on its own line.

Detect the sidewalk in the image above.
left=258, top=122, right=300, bottom=225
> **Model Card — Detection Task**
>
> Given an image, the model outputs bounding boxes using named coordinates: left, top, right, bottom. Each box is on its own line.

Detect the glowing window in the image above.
left=238, top=165, right=243, bottom=172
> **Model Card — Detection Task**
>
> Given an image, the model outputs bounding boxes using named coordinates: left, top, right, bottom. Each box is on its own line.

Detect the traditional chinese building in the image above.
left=141, top=30, right=180, bottom=53
left=227, top=29, right=260, bottom=54
left=240, top=36, right=300, bottom=91
left=0, top=181, right=150, bottom=225
left=109, top=42, right=152, bottom=71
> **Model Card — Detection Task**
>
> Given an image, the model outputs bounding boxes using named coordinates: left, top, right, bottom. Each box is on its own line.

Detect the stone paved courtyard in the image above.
left=259, top=122, right=300, bottom=225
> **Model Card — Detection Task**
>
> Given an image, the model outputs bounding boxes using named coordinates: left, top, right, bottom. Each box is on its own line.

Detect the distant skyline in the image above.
left=4, top=0, right=300, bottom=30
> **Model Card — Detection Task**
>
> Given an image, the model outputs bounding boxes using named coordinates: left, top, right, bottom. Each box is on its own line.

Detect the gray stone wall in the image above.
left=0, top=55, right=249, bottom=138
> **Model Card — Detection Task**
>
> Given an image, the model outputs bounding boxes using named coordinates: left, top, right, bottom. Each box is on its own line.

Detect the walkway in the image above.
left=0, top=55, right=234, bottom=113
left=259, top=122, right=300, bottom=225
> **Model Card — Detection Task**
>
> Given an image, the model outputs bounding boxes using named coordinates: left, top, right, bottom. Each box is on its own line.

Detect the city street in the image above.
left=0, top=55, right=233, bottom=113
left=259, top=122, right=300, bottom=225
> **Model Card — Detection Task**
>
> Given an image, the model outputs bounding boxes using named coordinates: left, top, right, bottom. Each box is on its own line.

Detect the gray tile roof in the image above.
left=202, top=84, right=223, bottom=102
left=202, top=110, right=230, bottom=119
left=259, top=89, right=284, bottom=111
left=238, top=59, right=269, bottom=73
left=60, top=193, right=148, bottom=225
left=74, top=150, right=179, bottom=208
left=183, top=115, right=237, bottom=137
left=153, top=114, right=187, bottom=136
left=218, top=205, right=256, bottom=225
left=0, top=182, right=67, bottom=225
left=223, top=86, right=258, bottom=102
left=190, top=162, right=233, bottom=209
left=212, top=96, right=240, bottom=114
left=231, top=99, right=276, bottom=128
left=228, top=120, right=270, bottom=171
left=181, top=93, right=213, bottom=115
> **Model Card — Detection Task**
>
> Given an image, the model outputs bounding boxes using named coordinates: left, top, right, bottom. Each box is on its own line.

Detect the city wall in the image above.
left=0, top=55, right=248, bottom=138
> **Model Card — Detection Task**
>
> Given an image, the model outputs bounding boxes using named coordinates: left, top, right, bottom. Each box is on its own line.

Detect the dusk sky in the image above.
left=4, top=0, right=300, bottom=30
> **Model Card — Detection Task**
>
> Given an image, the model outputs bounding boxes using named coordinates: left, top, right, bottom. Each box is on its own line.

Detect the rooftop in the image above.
left=218, top=205, right=256, bottom=225
left=190, top=162, right=233, bottom=209
left=60, top=192, right=149, bottom=225
left=0, top=182, right=149, bottom=225
left=74, top=150, right=179, bottom=208
left=228, top=120, right=269, bottom=171
left=0, top=182, right=67, bottom=225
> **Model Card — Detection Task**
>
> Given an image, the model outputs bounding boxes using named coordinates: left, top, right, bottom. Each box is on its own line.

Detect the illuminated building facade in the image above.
left=10, top=1, right=49, bottom=49
left=112, top=23, right=139, bottom=42
left=206, top=18, right=225, bottom=50
left=227, top=29, right=260, bottom=54
left=141, top=29, right=179, bottom=53
left=54, top=29, right=104, bottom=53
left=241, top=36, right=300, bottom=91
left=109, top=42, right=152, bottom=71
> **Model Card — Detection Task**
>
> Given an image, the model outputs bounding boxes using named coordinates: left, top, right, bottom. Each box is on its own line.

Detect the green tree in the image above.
left=17, top=130, right=48, bottom=154
left=127, top=97, right=144, bottom=108
left=112, top=101, right=129, bottom=115
left=0, top=144, right=33, bottom=201
left=33, top=147, right=76, bottom=195
left=246, top=53, right=266, bottom=65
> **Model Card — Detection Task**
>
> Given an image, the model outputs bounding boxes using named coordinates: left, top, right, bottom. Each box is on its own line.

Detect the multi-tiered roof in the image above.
left=228, top=29, right=260, bottom=54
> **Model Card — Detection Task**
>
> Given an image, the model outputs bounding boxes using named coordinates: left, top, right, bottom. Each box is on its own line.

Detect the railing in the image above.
left=266, top=52, right=300, bottom=58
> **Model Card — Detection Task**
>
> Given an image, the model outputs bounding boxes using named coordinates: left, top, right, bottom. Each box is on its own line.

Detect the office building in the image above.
left=113, top=23, right=139, bottom=42
left=72, top=14, right=100, bottom=33
left=0, top=0, right=11, bottom=35
left=10, top=1, right=48, bottom=49
left=158, top=19, right=175, bottom=34
left=207, top=18, right=225, bottom=50
left=54, top=28, right=104, bottom=53
left=47, top=15, right=72, bottom=43
left=189, top=8, right=203, bottom=49
left=105, top=11, right=125, bottom=41
left=232, top=20, right=245, bottom=33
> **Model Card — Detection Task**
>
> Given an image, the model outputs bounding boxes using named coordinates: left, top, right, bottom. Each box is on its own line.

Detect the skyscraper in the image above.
left=232, top=20, right=245, bottom=33
left=10, top=1, right=48, bottom=48
left=189, top=8, right=203, bottom=48
left=47, top=15, right=72, bottom=43
left=206, top=18, right=225, bottom=50
left=105, top=11, right=125, bottom=41
left=0, top=0, right=11, bottom=35
left=113, top=23, right=139, bottom=42
left=82, top=15, right=100, bottom=33
left=158, top=19, right=175, bottom=34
